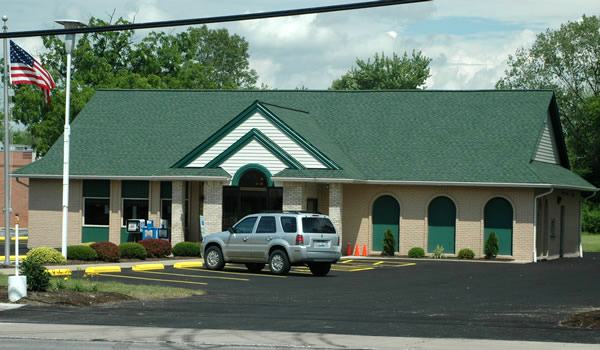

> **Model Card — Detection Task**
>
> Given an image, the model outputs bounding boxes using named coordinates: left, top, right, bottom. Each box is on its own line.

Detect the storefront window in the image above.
left=84, top=198, right=109, bottom=225
left=122, top=199, right=149, bottom=226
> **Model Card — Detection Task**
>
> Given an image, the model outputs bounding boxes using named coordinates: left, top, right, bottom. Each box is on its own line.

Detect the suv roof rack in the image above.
left=260, top=210, right=322, bottom=214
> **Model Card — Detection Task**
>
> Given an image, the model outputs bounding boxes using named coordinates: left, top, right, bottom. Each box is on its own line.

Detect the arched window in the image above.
left=484, top=197, right=513, bottom=255
left=427, top=196, right=456, bottom=254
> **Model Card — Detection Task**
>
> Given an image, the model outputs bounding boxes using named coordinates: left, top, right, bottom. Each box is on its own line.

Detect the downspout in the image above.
left=533, top=187, right=554, bottom=263
left=580, top=192, right=597, bottom=258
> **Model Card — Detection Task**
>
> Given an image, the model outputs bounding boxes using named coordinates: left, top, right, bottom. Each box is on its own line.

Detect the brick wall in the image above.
left=1, top=150, right=33, bottom=228
left=203, top=181, right=223, bottom=235
left=108, top=180, right=122, bottom=243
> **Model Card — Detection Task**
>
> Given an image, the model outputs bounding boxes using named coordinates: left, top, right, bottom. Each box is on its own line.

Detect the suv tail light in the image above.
left=295, top=234, right=304, bottom=245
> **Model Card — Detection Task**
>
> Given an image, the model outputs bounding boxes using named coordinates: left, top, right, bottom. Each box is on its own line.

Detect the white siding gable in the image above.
left=186, top=112, right=326, bottom=169
left=534, top=111, right=560, bottom=164
left=220, top=140, right=286, bottom=176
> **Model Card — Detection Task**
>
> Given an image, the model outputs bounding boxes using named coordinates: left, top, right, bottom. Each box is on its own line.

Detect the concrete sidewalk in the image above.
left=0, top=322, right=596, bottom=349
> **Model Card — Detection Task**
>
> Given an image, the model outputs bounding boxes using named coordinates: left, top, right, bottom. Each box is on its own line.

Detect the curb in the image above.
left=173, top=262, right=203, bottom=268
left=85, top=266, right=121, bottom=274
left=0, top=255, right=27, bottom=262
left=132, top=264, right=164, bottom=271
left=47, top=269, right=72, bottom=276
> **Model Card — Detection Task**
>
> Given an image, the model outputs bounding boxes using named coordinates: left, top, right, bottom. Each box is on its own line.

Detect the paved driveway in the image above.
left=1, top=254, right=599, bottom=344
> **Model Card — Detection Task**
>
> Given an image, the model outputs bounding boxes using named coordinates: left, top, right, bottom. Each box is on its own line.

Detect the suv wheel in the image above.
left=268, top=250, right=290, bottom=275
left=308, top=263, right=331, bottom=276
left=245, top=263, right=265, bottom=273
left=204, top=246, right=225, bottom=271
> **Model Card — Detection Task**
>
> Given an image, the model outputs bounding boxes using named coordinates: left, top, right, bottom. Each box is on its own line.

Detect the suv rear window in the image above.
left=302, top=217, right=335, bottom=233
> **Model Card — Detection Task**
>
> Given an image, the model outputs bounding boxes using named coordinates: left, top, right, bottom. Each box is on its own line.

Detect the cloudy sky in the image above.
left=2, top=0, right=598, bottom=89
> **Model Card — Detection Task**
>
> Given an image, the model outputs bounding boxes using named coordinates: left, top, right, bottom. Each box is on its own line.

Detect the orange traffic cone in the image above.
left=362, top=244, right=367, bottom=256
left=354, top=244, right=360, bottom=256
left=346, top=243, right=351, bottom=256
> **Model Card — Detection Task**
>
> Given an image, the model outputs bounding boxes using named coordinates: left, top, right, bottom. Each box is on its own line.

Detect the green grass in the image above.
left=582, top=233, right=600, bottom=252
left=0, top=273, right=7, bottom=286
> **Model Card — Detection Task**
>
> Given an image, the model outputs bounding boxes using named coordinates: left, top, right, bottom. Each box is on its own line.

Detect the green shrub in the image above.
left=408, top=247, right=425, bottom=258
left=382, top=229, right=396, bottom=256
left=485, top=232, right=499, bottom=259
left=173, top=242, right=201, bottom=257
left=26, top=247, right=66, bottom=264
left=139, top=239, right=172, bottom=258
left=67, top=245, right=98, bottom=261
left=20, top=256, right=50, bottom=291
left=90, top=242, right=121, bottom=262
left=457, top=248, right=475, bottom=259
left=432, top=245, right=445, bottom=259
left=119, top=242, right=147, bottom=259
left=583, top=202, right=600, bottom=234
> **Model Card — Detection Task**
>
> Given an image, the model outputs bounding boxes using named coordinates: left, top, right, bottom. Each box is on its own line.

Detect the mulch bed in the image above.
left=0, top=286, right=135, bottom=307
left=561, top=310, right=600, bottom=329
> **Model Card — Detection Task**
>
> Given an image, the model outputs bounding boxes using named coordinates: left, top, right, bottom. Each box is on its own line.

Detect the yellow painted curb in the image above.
left=132, top=264, right=164, bottom=271
left=0, top=236, right=28, bottom=241
left=85, top=266, right=121, bottom=274
left=0, top=255, right=27, bottom=261
left=173, top=261, right=203, bottom=268
left=47, top=269, right=72, bottom=276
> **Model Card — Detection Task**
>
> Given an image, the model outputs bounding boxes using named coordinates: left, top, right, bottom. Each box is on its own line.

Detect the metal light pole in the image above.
left=2, top=16, right=10, bottom=265
left=56, top=19, right=86, bottom=259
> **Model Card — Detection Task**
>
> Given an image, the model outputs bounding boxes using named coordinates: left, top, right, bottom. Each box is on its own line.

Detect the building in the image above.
left=1, top=144, right=33, bottom=228
left=13, top=90, right=597, bottom=262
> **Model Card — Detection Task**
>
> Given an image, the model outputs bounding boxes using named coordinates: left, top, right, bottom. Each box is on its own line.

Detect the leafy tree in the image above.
left=496, top=15, right=600, bottom=187
left=331, top=51, right=432, bottom=90
left=10, top=17, right=258, bottom=155
left=382, top=229, right=396, bottom=256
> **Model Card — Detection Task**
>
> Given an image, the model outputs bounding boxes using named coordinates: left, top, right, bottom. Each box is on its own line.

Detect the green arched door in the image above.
left=428, top=196, right=456, bottom=253
left=484, top=197, right=513, bottom=255
left=372, top=195, right=400, bottom=252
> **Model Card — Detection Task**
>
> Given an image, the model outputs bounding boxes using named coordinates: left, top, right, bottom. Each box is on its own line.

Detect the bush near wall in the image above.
left=67, top=245, right=98, bottom=261
left=173, top=242, right=201, bottom=257
left=139, top=239, right=172, bottom=258
left=90, top=242, right=121, bottom=262
left=583, top=202, right=600, bottom=234
left=457, top=248, right=475, bottom=259
left=119, top=242, right=147, bottom=259
left=26, top=247, right=66, bottom=264
left=408, top=247, right=425, bottom=258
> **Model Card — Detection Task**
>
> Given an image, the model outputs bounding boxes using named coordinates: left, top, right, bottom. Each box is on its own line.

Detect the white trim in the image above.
left=12, top=174, right=231, bottom=181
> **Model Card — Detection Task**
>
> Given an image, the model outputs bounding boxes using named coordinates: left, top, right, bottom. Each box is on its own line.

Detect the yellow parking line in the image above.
left=374, top=261, right=384, bottom=265
left=349, top=267, right=375, bottom=272
left=178, top=266, right=286, bottom=278
left=340, top=259, right=353, bottom=264
left=138, top=270, right=248, bottom=281
left=397, top=263, right=416, bottom=267
left=98, top=273, right=207, bottom=285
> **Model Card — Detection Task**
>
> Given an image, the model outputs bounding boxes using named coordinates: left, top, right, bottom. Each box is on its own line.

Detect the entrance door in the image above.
left=484, top=197, right=513, bottom=256
left=428, top=196, right=456, bottom=253
left=372, top=195, right=400, bottom=252
left=222, top=168, right=282, bottom=230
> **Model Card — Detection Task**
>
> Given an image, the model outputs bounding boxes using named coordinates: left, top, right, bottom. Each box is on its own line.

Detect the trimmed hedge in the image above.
left=457, top=248, right=475, bottom=259
left=139, top=239, right=172, bottom=258
left=90, top=241, right=121, bottom=262
left=67, top=245, right=98, bottom=261
left=26, top=247, right=66, bottom=264
left=173, top=242, right=201, bottom=257
left=485, top=232, right=499, bottom=259
left=119, top=242, right=147, bottom=259
left=408, top=247, right=425, bottom=258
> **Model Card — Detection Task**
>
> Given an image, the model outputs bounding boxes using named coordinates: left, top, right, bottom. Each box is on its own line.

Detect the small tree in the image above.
left=382, top=229, right=396, bottom=256
left=20, top=256, right=51, bottom=291
left=485, top=232, right=499, bottom=259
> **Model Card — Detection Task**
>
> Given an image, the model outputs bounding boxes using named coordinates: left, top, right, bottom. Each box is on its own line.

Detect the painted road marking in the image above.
left=98, top=273, right=208, bottom=285
left=178, top=266, right=286, bottom=278
left=374, top=261, right=384, bottom=265
left=132, top=264, right=165, bottom=271
left=138, top=270, right=248, bottom=281
left=340, top=259, right=353, bottom=264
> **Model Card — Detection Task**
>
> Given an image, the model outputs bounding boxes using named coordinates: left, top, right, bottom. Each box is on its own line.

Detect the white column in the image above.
left=203, top=181, right=223, bottom=235
left=171, top=181, right=185, bottom=245
left=329, top=183, right=343, bottom=240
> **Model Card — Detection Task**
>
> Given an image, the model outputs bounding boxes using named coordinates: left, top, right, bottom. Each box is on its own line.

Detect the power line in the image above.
left=0, top=0, right=431, bottom=39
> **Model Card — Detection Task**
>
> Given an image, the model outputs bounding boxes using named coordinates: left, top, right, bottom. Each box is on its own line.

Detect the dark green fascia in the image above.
left=548, top=94, right=570, bottom=168
left=172, top=101, right=340, bottom=170
left=205, top=128, right=304, bottom=169
left=232, top=163, right=274, bottom=187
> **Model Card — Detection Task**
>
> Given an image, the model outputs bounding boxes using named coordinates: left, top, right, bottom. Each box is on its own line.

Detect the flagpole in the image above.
left=3, top=16, right=11, bottom=266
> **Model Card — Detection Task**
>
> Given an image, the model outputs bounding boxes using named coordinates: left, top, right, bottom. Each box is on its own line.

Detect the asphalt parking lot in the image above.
left=2, top=254, right=600, bottom=344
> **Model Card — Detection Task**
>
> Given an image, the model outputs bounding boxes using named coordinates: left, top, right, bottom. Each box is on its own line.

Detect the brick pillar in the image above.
left=109, top=180, right=122, bottom=244
left=203, top=181, right=223, bottom=235
left=283, top=182, right=304, bottom=211
left=329, top=183, right=343, bottom=241
left=148, top=181, right=161, bottom=226
left=171, top=181, right=185, bottom=245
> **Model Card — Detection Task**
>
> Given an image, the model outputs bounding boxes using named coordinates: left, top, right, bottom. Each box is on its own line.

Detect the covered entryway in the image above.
left=372, top=195, right=400, bottom=252
left=222, top=165, right=282, bottom=230
left=428, top=196, right=456, bottom=253
left=484, top=197, right=513, bottom=255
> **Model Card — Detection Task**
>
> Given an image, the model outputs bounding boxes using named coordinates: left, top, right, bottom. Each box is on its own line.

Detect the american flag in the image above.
left=9, top=40, right=56, bottom=104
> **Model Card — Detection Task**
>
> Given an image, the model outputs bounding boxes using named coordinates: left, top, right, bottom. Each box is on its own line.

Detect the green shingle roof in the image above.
left=14, top=89, right=596, bottom=191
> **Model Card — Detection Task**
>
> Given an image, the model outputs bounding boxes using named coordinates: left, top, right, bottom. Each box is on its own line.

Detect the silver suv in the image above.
left=201, top=212, right=341, bottom=276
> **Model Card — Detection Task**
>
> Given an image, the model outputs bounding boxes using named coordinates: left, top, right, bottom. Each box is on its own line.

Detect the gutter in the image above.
left=11, top=174, right=231, bottom=182
left=533, top=188, right=554, bottom=263
left=580, top=191, right=597, bottom=258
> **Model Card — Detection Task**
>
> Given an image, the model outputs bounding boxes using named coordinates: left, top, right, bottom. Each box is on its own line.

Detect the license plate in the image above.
left=314, top=240, right=329, bottom=248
